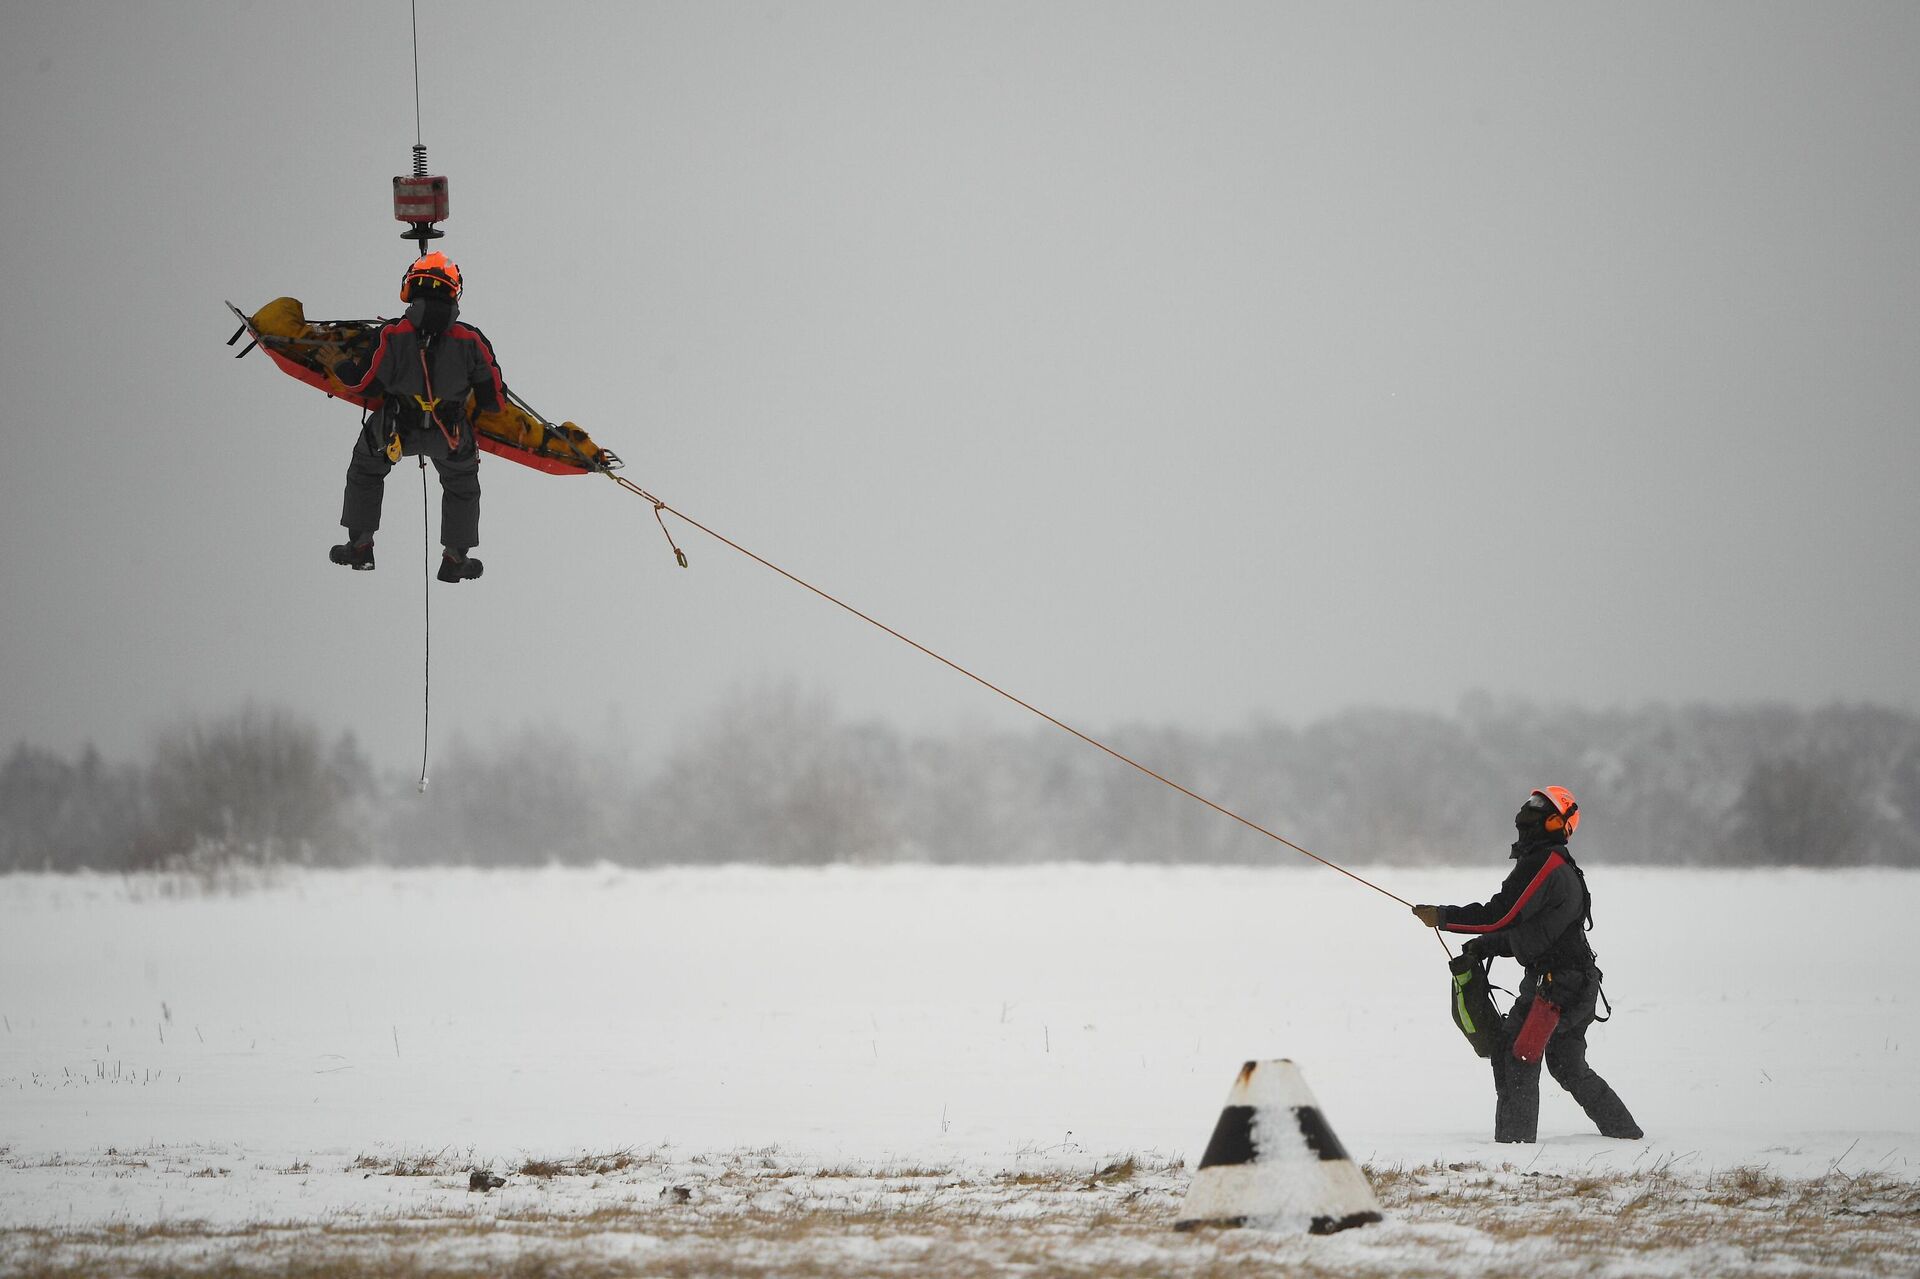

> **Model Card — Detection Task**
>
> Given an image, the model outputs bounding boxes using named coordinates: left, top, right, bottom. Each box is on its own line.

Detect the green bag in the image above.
left=1449, top=951, right=1504, bottom=1058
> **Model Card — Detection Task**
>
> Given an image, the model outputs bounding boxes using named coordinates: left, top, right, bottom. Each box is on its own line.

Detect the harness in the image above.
left=368, top=330, right=465, bottom=461
left=1562, top=854, right=1612, bottom=1023
left=412, top=341, right=463, bottom=453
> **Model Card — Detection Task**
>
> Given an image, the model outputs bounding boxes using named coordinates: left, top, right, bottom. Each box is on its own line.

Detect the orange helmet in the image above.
left=401, top=252, right=462, bottom=301
left=1530, top=785, right=1580, bottom=835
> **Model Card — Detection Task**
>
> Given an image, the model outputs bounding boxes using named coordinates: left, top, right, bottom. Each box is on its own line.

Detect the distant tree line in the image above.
left=5, top=690, right=1919, bottom=872
left=0, top=706, right=375, bottom=874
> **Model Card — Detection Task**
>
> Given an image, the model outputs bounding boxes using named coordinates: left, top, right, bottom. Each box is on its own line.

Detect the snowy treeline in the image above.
left=5, top=691, right=1918, bottom=871
left=0, top=706, right=375, bottom=875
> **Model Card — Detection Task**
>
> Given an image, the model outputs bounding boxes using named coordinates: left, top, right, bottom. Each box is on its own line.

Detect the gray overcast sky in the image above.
left=2, top=1, right=1916, bottom=770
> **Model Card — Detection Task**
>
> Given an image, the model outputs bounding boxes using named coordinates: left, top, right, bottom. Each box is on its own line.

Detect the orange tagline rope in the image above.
left=608, top=472, right=1417, bottom=912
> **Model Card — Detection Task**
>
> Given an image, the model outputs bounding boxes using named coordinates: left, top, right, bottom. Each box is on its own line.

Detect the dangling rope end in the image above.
left=650, top=496, right=689, bottom=567
left=416, top=455, right=433, bottom=796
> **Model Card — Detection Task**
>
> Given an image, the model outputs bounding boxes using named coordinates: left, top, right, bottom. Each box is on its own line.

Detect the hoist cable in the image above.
left=410, top=0, right=424, bottom=148
left=407, top=0, right=431, bottom=796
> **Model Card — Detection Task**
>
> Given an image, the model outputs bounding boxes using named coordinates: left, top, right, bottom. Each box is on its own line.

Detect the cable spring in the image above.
left=412, top=143, right=429, bottom=179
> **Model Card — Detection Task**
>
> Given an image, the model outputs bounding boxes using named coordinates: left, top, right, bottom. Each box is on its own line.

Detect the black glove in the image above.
left=1462, top=934, right=1507, bottom=961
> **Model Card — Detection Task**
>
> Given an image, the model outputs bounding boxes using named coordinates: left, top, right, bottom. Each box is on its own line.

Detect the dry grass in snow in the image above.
left=5, top=1147, right=1919, bottom=1278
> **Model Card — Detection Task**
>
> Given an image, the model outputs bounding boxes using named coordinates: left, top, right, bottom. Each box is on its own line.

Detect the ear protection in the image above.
left=1530, top=786, right=1580, bottom=835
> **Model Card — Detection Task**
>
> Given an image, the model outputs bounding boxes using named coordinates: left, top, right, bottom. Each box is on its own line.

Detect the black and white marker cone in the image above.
left=1174, top=1058, right=1383, bottom=1235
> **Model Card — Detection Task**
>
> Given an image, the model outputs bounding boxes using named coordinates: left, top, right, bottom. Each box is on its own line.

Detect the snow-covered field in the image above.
left=2, top=864, right=1916, bottom=1276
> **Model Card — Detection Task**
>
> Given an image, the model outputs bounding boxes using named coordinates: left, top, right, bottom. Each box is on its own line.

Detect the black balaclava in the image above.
left=407, top=292, right=458, bottom=337
left=1510, top=793, right=1568, bottom=858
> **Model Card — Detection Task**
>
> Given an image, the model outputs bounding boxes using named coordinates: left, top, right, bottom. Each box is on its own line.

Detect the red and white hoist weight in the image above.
left=394, top=143, right=450, bottom=250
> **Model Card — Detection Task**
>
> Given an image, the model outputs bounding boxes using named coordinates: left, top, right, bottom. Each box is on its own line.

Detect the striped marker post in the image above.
left=1174, top=1058, right=1383, bottom=1235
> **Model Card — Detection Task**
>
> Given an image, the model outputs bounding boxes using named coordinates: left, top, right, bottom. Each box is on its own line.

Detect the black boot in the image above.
left=1547, top=1029, right=1644, bottom=1140
left=330, top=538, right=375, bottom=571
left=1492, top=1050, right=1540, bottom=1143
left=437, top=550, right=483, bottom=583
left=1574, top=1080, right=1643, bottom=1139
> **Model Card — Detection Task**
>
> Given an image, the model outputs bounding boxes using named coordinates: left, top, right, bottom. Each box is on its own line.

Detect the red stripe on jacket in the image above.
left=1441, top=852, right=1567, bottom=935
left=339, top=319, right=414, bottom=395
left=447, top=322, right=506, bottom=410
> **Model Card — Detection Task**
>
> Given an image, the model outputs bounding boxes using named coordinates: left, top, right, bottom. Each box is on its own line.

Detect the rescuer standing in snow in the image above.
left=330, top=252, right=503, bottom=582
left=1412, top=787, right=1642, bottom=1144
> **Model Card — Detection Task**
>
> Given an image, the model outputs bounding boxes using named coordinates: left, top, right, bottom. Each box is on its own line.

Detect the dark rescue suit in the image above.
left=1431, top=834, right=1641, bottom=1143
left=335, top=295, right=505, bottom=553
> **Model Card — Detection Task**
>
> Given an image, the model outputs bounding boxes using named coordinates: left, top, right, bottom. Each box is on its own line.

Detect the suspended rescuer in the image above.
left=330, top=252, right=504, bottom=582
left=1411, top=787, right=1643, bottom=1144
